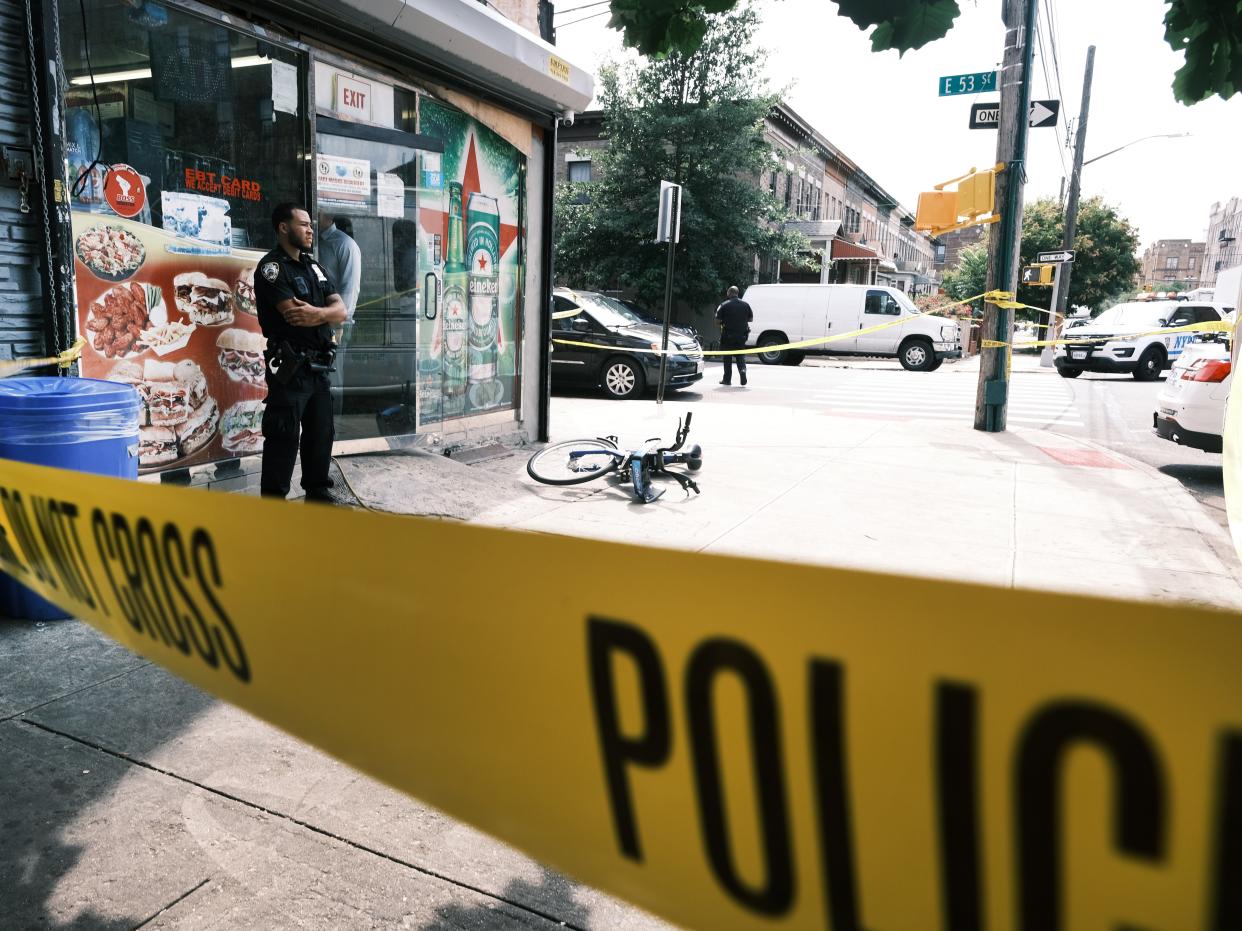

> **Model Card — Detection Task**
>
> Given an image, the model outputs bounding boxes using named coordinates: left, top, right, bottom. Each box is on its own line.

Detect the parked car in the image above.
left=740, top=283, right=961, bottom=371
left=1153, top=314, right=1234, bottom=452
left=551, top=288, right=704, bottom=399
left=1053, top=299, right=1227, bottom=380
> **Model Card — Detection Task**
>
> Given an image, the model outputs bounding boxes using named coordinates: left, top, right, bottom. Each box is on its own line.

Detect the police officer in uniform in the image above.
left=254, top=203, right=348, bottom=502
left=715, top=285, right=753, bottom=386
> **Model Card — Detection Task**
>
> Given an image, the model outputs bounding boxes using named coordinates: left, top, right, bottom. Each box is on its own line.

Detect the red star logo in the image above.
left=419, top=133, right=519, bottom=262
left=477, top=254, right=488, bottom=271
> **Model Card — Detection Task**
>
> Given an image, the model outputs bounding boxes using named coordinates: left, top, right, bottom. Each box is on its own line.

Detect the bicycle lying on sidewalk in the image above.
left=526, top=413, right=703, bottom=503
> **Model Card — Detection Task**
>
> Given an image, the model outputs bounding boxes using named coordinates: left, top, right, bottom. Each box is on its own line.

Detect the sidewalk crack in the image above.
left=0, top=661, right=153, bottom=724
left=19, top=719, right=588, bottom=931
left=131, top=878, right=210, bottom=929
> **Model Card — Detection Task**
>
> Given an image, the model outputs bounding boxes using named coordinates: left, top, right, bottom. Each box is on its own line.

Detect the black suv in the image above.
left=551, top=289, right=705, bottom=399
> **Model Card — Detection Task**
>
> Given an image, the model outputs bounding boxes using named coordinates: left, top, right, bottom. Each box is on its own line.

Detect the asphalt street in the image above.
left=555, top=351, right=1228, bottom=529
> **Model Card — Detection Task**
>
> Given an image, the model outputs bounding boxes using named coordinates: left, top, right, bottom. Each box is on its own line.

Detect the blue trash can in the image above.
left=0, top=377, right=141, bottom=621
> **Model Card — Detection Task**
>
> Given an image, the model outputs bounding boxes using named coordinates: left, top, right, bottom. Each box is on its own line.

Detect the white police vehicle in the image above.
left=1054, top=300, right=1227, bottom=380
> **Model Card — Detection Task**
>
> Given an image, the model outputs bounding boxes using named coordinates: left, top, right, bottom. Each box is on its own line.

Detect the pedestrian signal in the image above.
left=1022, top=264, right=1055, bottom=286
left=914, top=163, right=1004, bottom=236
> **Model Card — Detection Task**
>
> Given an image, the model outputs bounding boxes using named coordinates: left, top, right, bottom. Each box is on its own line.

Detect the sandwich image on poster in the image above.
left=161, top=191, right=232, bottom=255
left=175, top=395, right=219, bottom=456
left=143, top=359, right=192, bottom=426
left=235, top=266, right=256, bottom=315
left=217, top=328, right=266, bottom=385
left=220, top=399, right=264, bottom=453
left=138, top=425, right=179, bottom=466
left=174, top=272, right=236, bottom=326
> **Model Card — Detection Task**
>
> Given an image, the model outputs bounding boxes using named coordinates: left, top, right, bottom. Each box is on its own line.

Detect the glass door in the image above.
left=315, top=119, right=445, bottom=440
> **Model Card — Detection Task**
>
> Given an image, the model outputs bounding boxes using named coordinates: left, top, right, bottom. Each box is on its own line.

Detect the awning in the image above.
left=831, top=240, right=879, bottom=261
left=267, top=0, right=594, bottom=117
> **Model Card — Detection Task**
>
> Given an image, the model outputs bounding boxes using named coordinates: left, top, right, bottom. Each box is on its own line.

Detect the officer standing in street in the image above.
left=715, top=285, right=753, bottom=386
left=254, top=203, right=349, bottom=502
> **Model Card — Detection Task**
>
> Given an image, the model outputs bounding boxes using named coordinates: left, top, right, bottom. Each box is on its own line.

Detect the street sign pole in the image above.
left=655, top=181, right=681, bottom=406
left=1040, top=264, right=1062, bottom=367
left=1050, top=46, right=1096, bottom=350
left=975, top=0, right=1038, bottom=433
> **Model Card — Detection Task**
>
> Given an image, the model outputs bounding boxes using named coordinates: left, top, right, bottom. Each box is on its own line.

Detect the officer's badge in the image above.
left=261, top=262, right=279, bottom=283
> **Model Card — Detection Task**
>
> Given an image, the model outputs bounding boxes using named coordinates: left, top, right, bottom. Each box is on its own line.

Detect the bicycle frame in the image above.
left=565, top=414, right=700, bottom=503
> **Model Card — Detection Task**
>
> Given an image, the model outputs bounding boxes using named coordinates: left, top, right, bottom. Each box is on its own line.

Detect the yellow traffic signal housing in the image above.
left=1021, top=264, right=1055, bottom=286
left=957, top=168, right=995, bottom=219
left=915, top=190, right=957, bottom=232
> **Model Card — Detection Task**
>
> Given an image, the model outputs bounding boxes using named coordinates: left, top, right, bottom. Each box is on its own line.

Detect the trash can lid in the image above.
left=0, top=376, right=141, bottom=416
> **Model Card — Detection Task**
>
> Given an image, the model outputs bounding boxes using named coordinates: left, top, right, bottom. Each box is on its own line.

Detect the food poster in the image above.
left=72, top=211, right=267, bottom=473
left=418, top=99, right=525, bottom=420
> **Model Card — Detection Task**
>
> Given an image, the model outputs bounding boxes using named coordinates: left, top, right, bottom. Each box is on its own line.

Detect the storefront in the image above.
left=53, top=0, right=589, bottom=473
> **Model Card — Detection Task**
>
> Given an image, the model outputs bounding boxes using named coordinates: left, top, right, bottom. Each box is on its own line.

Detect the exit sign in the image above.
left=939, top=70, right=997, bottom=97
left=335, top=74, right=372, bottom=121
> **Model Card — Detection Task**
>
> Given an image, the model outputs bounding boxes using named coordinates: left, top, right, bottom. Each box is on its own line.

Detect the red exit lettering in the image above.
left=344, top=89, right=367, bottom=109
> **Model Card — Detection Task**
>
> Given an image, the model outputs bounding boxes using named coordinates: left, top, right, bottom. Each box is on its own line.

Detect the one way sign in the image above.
left=969, top=99, right=1060, bottom=129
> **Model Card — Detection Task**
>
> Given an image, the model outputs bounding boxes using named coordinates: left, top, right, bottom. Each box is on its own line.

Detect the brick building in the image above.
left=1140, top=239, right=1207, bottom=289
left=1204, top=197, right=1242, bottom=289
left=931, top=226, right=987, bottom=279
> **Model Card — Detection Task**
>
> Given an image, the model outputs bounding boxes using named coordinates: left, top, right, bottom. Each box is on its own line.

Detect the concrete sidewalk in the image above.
left=4, top=393, right=1240, bottom=929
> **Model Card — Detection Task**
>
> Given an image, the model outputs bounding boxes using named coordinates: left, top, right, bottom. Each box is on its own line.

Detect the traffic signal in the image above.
left=956, top=167, right=996, bottom=219
left=915, top=190, right=957, bottom=232
left=1021, top=264, right=1055, bottom=285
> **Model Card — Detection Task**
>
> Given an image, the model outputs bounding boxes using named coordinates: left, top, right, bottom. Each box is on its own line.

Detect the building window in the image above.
left=1166, top=256, right=1180, bottom=269
left=567, top=160, right=592, bottom=183
left=770, top=170, right=779, bottom=195
left=1188, top=256, right=1196, bottom=269
left=935, top=244, right=946, bottom=263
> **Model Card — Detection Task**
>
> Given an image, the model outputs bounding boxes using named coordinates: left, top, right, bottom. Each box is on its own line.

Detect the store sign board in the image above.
left=335, top=74, right=372, bottom=121
left=548, top=54, right=570, bottom=84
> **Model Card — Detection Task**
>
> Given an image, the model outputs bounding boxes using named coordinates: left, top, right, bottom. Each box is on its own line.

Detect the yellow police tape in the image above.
left=0, top=336, right=86, bottom=379
left=986, top=319, right=1233, bottom=350
left=2, top=456, right=1242, bottom=928
left=554, top=291, right=1002, bottom=358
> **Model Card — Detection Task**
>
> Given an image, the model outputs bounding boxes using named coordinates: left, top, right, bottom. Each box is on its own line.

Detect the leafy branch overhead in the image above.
left=608, top=0, right=1241, bottom=104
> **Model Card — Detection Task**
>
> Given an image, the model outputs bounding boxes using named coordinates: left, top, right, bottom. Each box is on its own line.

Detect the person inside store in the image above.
left=317, top=210, right=362, bottom=412
left=255, top=203, right=349, bottom=503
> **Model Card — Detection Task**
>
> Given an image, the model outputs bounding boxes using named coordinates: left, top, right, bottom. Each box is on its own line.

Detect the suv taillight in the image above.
left=1182, top=358, right=1232, bottom=382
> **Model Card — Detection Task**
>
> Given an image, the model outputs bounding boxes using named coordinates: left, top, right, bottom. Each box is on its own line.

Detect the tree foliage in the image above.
left=941, top=240, right=989, bottom=315
left=554, top=4, right=810, bottom=312
left=1016, top=197, right=1141, bottom=312
left=608, top=0, right=1241, bottom=104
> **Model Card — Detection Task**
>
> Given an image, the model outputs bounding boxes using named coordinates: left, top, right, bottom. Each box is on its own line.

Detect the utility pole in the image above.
left=1044, top=46, right=1095, bottom=361
left=974, top=0, right=1038, bottom=432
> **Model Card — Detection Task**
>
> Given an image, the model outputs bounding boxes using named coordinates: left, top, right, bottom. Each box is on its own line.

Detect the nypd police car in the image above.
left=1054, top=300, right=1226, bottom=381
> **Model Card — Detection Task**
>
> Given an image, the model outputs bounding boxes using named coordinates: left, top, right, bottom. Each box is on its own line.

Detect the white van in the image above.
left=740, top=284, right=962, bottom=371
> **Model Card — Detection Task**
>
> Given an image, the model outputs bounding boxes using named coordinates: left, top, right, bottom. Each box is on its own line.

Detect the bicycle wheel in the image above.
left=527, top=438, right=622, bottom=485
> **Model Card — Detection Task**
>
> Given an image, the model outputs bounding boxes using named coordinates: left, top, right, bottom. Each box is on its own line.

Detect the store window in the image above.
left=62, top=0, right=309, bottom=475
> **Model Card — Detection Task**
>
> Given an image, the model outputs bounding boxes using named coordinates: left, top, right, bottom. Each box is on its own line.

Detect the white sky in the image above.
left=555, top=0, right=1242, bottom=250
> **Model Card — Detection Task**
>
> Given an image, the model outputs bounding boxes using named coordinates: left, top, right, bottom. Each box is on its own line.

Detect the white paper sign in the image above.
left=271, top=60, right=299, bottom=116
left=377, top=172, right=405, bottom=218
left=317, top=154, right=370, bottom=200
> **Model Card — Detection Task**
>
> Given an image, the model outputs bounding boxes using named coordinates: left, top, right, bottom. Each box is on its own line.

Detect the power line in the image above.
left=1035, top=21, right=1071, bottom=181
left=554, top=0, right=609, bottom=17
left=557, top=8, right=610, bottom=28
left=1044, top=0, right=1067, bottom=104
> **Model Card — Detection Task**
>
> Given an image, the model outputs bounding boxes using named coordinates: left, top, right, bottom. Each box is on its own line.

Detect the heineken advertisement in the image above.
left=419, top=99, right=524, bottom=422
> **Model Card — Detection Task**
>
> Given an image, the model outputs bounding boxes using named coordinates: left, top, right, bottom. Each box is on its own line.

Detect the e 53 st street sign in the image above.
left=939, top=70, right=997, bottom=96
left=1037, top=250, right=1075, bottom=263
left=969, top=99, right=1060, bottom=129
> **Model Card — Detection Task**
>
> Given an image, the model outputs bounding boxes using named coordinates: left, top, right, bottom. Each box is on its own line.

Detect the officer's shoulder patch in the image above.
left=261, top=261, right=280, bottom=283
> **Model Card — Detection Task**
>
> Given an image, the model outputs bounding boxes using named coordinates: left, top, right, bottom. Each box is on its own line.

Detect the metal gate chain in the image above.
left=25, top=0, right=65, bottom=364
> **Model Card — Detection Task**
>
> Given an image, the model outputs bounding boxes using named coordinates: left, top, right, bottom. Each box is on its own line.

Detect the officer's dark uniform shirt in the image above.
left=716, top=298, right=753, bottom=338
left=253, top=248, right=337, bottom=351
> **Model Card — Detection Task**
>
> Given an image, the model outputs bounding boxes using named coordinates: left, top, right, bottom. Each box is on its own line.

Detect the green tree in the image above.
left=608, top=0, right=1241, bottom=105
left=941, top=240, right=989, bottom=315
left=1016, top=197, right=1141, bottom=313
left=553, top=4, right=810, bottom=313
